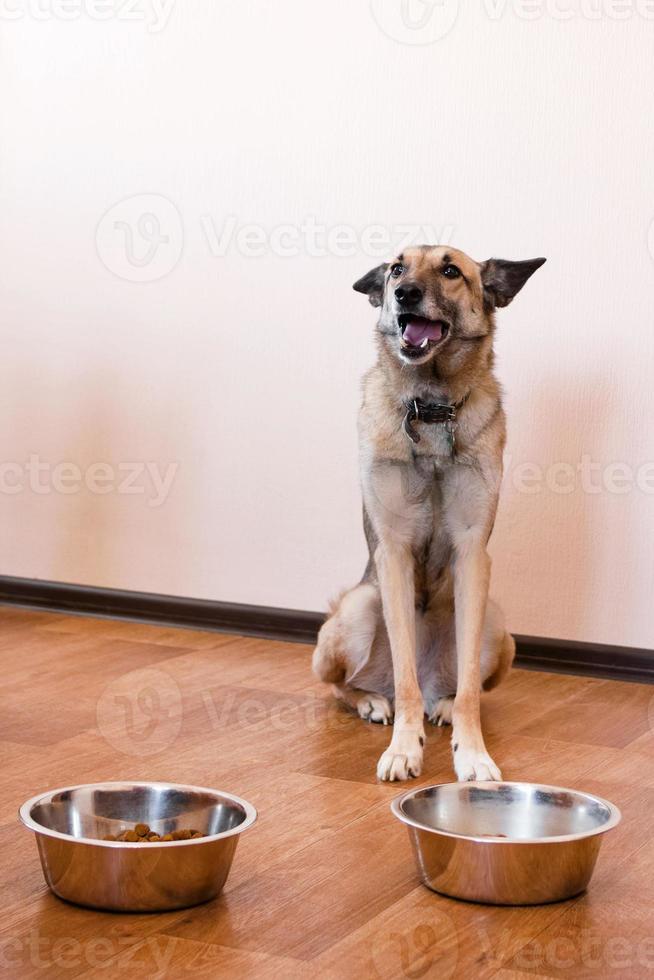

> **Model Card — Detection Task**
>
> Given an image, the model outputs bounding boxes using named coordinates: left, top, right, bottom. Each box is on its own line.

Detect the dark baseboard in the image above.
left=511, top=634, right=654, bottom=684
left=0, top=575, right=323, bottom=644
left=0, top=574, right=652, bottom=684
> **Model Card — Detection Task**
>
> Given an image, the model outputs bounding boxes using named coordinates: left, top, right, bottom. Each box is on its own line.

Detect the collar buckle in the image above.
left=403, top=397, right=460, bottom=448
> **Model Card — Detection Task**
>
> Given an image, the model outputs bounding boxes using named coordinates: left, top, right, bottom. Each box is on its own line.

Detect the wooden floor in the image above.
left=2, top=607, right=654, bottom=979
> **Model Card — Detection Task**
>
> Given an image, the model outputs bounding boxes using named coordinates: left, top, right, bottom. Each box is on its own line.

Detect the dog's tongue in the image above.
left=403, top=318, right=443, bottom=346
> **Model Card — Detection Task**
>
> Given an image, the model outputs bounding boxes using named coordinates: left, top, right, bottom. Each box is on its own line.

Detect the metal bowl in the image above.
left=19, top=781, right=257, bottom=912
left=391, top=781, right=620, bottom=905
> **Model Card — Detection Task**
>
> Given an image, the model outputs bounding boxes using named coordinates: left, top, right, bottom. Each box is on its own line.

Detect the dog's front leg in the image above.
left=375, top=540, right=425, bottom=781
left=444, top=460, right=502, bottom=782
left=451, top=533, right=501, bottom=781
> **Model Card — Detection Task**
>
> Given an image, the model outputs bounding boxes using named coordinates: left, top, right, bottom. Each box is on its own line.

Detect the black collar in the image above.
left=402, top=393, right=469, bottom=446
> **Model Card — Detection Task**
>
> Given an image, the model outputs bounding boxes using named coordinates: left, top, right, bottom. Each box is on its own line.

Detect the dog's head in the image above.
left=353, top=245, right=545, bottom=367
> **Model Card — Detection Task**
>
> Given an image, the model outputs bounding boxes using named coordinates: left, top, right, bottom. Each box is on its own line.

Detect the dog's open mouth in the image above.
left=398, top=315, right=449, bottom=358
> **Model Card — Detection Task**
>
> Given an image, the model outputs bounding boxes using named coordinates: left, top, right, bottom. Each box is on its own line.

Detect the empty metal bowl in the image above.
left=392, top=781, right=620, bottom=905
left=19, top=781, right=257, bottom=912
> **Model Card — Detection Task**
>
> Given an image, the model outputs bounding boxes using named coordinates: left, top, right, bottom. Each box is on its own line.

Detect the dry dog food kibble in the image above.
left=102, top=822, right=205, bottom=843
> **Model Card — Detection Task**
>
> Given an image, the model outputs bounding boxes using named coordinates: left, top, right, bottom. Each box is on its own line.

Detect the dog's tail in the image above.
left=312, top=616, right=348, bottom=684
left=483, top=631, right=515, bottom=691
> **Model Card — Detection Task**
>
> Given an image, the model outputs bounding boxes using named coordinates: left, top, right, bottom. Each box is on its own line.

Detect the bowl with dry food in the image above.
left=19, top=781, right=257, bottom=912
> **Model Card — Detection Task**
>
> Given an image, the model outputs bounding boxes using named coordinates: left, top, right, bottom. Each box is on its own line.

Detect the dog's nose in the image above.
left=394, top=283, right=423, bottom=306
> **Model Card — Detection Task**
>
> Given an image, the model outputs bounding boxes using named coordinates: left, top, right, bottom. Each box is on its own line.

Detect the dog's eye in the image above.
left=390, top=263, right=404, bottom=278
left=442, top=264, right=461, bottom=279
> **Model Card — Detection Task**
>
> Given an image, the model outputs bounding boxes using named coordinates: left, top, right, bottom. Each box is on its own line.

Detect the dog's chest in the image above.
left=411, top=422, right=455, bottom=464
left=411, top=455, right=454, bottom=569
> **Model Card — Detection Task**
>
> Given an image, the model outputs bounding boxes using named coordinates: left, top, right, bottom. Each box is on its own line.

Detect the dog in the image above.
left=312, top=245, right=545, bottom=782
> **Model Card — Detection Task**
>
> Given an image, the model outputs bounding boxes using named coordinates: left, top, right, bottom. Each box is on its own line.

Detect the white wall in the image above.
left=1, top=0, right=653, bottom=648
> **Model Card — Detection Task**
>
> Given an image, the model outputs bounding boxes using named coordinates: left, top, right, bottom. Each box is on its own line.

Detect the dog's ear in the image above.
left=480, top=257, right=546, bottom=310
left=352, top=263, right=388, bottom=308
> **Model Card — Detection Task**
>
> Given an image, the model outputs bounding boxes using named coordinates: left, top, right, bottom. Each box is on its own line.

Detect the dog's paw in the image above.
left=453, top=744, right=501, bottom=782
left=377, top=730, right=423, bottom=781
left=428, top=696, right=454, bottom=727
left=358, top=693, right=393, bottom=726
